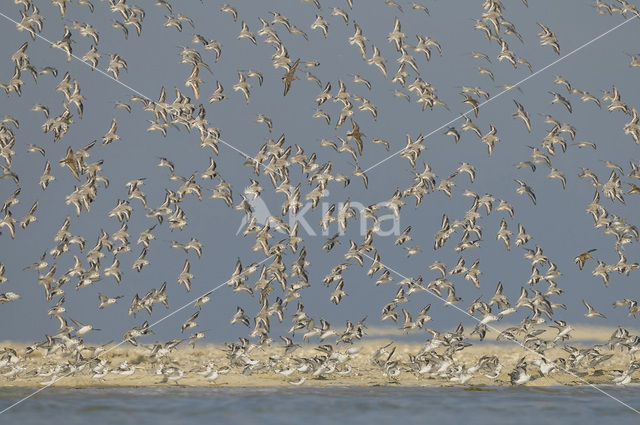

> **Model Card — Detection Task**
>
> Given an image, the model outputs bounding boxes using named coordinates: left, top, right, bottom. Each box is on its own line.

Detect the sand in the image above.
left=1, top=326, right=638, bottom=388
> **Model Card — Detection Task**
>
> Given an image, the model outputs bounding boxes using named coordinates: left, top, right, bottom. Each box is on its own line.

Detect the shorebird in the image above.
left=102, top=117, right=120, bottom=145
left=509, top=357, right=531, bottom=385
left=181, top=311, right=199, bottom=333
left=159, top=366, right=184, bottom=385
left=387, top=17, right=405, bottom=52
left=537, top=23, right=560, bottom=54
left=368, top=45, right=387, bottom=78
left=58, top=147, right=81, bottom=181
left=0, top=263, right=6, bottom=285
left=195, top=291, right=213, bottom=309
left=624, top=107, right=640, bottom=144
left=19, top=200, right=38, bottom=229
left=548, top=91, right=572, bottom=113
left=444, top=127, right=460, bottom=143
left=311, top=15, right=328, bottom=38
left=98, top=293, right=123, bottom=309
left=256, top=114, right=273, bottom=132
left=574, top=249, right=597, bottom=270
left=512, top=100, right=531, bottom=132
left=514, top=179, right=536, bottom=205
left=220, top=4, right=237, bottom=21
left=0, top=292, right=20, bottom=304
left=412, top=2, right=429, bottom=14
left=349, top=22, right=367, bottom=59
left=208, top=81, right=225, bottom=102
left=612, top=299, right=639, bottom=318
left=282, top=58, right=300, bottom=96
left=238, top=21, right=256, bottom=44
left=404, top=246, right=422, bottom=257
left=583, top=300, right=606, bottom=318
left=288, top=377, right=306, bottom=386
left=4, top=0, right=640, bottom=392
left=69, top=317, right=99, bottom=336
left=547, top=168, right=566, bottom=189
left=177, top=259, right=193, bottom=291
left=231, top=307, right=250, bottom=327
left=481, top=125, right=500, bottom=156
left=350, top=163, right=368, bottom=189
left=233, top=72, right=251, bottom=103
left=331, top=7, right=349, bottom=25
left=477, top=67, right=494, bottom=81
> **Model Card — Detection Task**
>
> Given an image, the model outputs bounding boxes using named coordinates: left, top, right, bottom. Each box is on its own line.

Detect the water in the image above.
left=1, top=386, right=639, bottom=425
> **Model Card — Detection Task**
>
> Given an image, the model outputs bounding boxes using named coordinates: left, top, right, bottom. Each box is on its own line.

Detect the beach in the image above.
left=1, top=325, right=637, bottom=388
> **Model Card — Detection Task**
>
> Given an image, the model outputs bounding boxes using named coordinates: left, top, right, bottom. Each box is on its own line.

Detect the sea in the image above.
left=1, top=386, right=639, bottom=425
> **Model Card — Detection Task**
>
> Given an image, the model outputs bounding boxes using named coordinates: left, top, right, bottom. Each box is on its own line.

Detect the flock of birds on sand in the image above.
left=0, top=0, right=640, bottom=388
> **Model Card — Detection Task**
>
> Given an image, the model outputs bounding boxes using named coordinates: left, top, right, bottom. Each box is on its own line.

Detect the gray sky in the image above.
left=0, top=0, right=639, bottom=344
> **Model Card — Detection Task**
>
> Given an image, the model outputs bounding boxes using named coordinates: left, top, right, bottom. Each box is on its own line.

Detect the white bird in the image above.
left=98, top=293, right=123, bottom=309
left=69, top=317, right=99, bottom=336
left=583, top=300, right=606, bottom=319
